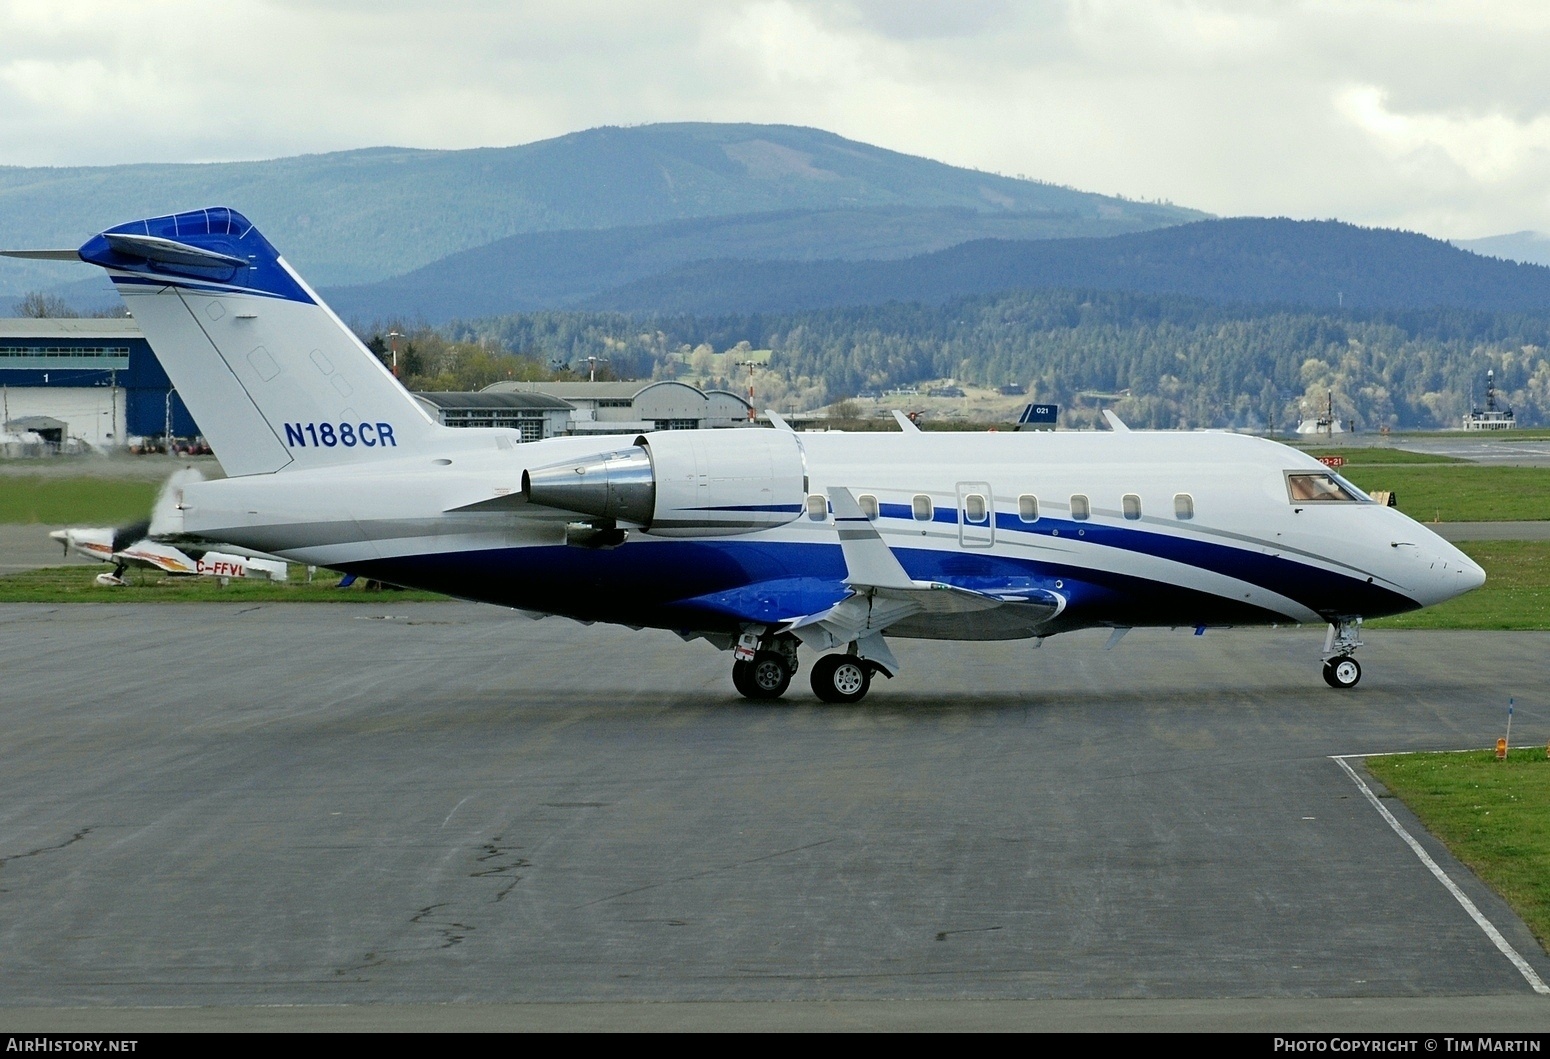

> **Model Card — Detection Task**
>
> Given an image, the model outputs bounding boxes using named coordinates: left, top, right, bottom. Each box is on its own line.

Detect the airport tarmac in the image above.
left=1, top=603, right=1548, bottom=1031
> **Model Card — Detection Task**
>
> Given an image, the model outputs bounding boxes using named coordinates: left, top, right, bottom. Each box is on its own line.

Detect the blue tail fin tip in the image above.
left=79, top=207, right=312, bottom=304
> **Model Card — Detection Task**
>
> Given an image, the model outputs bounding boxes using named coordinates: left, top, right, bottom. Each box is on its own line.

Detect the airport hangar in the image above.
left=0, top=317, right=756, bottom=450
left=0, top=318, right=196, bottom=450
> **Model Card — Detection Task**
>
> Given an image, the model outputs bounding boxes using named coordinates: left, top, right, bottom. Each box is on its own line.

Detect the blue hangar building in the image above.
left=0, top=318, right=196, bottom=449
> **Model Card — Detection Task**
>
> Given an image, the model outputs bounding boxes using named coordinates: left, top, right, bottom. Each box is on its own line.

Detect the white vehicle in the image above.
left=8, top=208, right=1485, bottom=700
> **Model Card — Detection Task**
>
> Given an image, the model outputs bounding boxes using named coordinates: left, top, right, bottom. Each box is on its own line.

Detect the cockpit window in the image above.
left=1286, top=472, right=1368, bottom=503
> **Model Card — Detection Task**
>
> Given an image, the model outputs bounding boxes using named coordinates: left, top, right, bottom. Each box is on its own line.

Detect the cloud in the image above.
left=0, top=1, right=1547, bottom=238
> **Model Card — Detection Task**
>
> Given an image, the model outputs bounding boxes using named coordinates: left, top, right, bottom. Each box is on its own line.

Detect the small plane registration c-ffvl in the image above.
left=48, top=468, right=289, bottom=586
left=4, top=208, right=1485, bottom=702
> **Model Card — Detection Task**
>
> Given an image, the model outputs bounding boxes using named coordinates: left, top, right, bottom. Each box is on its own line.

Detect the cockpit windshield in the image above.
left=1286, top=471, right=1370, bottom=503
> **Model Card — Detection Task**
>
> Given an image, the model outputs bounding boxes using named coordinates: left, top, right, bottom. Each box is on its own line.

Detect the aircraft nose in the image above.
left=1458, top=554, right=1486, bottom=593
left=1429, top=542, right=1485, bottom=603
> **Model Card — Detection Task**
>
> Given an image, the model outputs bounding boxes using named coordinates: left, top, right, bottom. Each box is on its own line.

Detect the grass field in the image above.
left=1367, top=750, right=1550, bottom=947
left=0, top=476, right=160, bottom=525
left=1338, top=465, right=1550, bottom=522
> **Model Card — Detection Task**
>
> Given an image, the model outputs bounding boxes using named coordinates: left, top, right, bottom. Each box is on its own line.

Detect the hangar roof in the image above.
left=0, top=318, right=140, bottom=340
left=414, top=391, right=572, bottom=411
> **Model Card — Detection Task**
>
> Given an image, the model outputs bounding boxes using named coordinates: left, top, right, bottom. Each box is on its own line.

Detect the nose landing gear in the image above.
left=1321, top=618, right=1364, bottom=689
left=1322, top=656, right=1362, bottom=688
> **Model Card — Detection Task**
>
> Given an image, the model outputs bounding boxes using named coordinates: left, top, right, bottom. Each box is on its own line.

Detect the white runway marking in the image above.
left=441, top=796, right=471, bottom=828
left=1333, top=754, right=1550, bottom=995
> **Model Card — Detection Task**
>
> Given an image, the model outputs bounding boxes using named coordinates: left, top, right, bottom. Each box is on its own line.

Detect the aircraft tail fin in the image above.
left=76, top=208, right=442, bottom=476
left=1015, top=403, right=1058, bottom=431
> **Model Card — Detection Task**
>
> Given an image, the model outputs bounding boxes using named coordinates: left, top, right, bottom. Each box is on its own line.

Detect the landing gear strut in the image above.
left=1321, top=618, right=1364, bottom=689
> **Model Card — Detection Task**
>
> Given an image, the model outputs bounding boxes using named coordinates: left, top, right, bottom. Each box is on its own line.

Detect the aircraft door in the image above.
left=956, top=481, right=995, bottom=548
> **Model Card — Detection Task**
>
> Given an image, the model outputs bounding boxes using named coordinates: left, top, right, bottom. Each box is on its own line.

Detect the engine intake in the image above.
left=522, top=429, right=806, bottom=537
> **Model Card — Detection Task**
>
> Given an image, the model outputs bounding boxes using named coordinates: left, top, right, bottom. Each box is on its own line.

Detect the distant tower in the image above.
left=1463, top=368, right=1516, bottom=430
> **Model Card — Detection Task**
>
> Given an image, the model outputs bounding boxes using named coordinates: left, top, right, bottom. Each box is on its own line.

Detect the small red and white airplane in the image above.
left=50, top=468, right=288, bottom=586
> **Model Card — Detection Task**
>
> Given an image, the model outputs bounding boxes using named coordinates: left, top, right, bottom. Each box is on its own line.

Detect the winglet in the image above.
left=829, top=487, right=914, bottom=589
left=1102, top=409, right=1131, bottom=432
left=765, top=409, right=794, bottom=432
left=890, top=409, right=921, bottom=433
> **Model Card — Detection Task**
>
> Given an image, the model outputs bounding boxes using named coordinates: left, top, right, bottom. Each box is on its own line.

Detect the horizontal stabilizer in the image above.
left=0, top=249, right=81, bottom=261
left=102, top=232, right=248, bottom=269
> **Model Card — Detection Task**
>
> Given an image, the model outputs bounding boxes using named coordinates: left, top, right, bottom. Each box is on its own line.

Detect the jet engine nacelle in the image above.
left=522, top=429, right=807, bottom=537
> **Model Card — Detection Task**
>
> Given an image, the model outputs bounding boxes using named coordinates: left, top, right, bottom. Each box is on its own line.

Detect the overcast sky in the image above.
left=2, top=0, right=1547, bottom=239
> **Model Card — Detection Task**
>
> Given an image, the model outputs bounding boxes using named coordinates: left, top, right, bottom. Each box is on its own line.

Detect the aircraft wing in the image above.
left=113, top=539, right=202, bottom=574
left=775, top=489, right=1065, bottom=669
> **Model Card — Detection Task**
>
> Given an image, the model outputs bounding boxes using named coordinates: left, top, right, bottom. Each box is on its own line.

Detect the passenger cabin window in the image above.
left=912, top=494, right=933, bottom=522
left=1122, top=494, right=1141, bottom=520
left=964, top=493, right=988, bottom=523
left=1070, top=494, right=1090, bottom=521
left=859, top=494, right=879, bottom=520
left=1174, top=493, right=1195, bottom=520
left=807, top=494, right=828, bottom=520
left=1286, top=473, right=1365, bottom=503
left=1018, top=494, right=1039, bottom=522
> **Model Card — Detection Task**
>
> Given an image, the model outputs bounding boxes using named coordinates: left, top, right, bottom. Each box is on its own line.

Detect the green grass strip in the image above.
left=1367, top=749, right=1550, bottom=948
left=1340, top=465, right=1550, bottom=522
left=0, top=477, right=161, bottom=525
left=0, top=565, right=451, bottom=603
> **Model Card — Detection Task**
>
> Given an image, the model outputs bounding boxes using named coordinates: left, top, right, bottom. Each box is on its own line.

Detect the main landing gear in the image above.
left=731, top=650, right=793, bottom=700
left=1321, top=618, right=1364, bottom=689
left=731, top=634, right=800, bottom=701
left=729, top=634, right=883, bottom=703
left=809, top=653, right=872, bottom=704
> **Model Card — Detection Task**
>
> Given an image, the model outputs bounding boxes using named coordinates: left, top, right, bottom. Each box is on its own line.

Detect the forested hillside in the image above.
left=321, top=205, right=1188, bottom=322
left=580, top=219, right=1550, bottom=316
left=432, top=290, right=1550, bottom=430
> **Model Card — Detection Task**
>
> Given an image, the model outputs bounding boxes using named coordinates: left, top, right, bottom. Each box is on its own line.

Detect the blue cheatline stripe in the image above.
left=337, top=536, right=1417, bottom=632
left=870, top=499, right=1387, bottom=597
left=683, top=504, right=806, bottom=513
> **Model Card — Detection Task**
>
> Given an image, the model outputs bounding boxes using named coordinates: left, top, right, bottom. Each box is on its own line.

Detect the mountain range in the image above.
left=1450, top=231, right=1550, bottom=269
left=6, top=121, right=1548, bottom=333
left=0, top=122, right=1199, bottom=300
left=570, top=217, right=1550, bottom=317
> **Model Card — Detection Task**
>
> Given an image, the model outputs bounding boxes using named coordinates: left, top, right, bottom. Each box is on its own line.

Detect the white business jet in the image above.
left=5, top=208, right=1484, bottom=701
